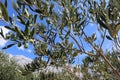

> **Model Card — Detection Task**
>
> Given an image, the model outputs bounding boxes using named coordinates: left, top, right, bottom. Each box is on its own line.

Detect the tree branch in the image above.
left=99, top=51, right=120, bottom=78
left=82, top=28, right=120, bottom=78
left=64, top=29, right=97, bottom=56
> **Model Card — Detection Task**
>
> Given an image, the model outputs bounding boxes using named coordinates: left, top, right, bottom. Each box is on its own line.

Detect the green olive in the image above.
left=29, top=39, right=34, bottom=44
left=24, top=43, right=28, bottom=48
left=18, top=42, right=22, bottom=47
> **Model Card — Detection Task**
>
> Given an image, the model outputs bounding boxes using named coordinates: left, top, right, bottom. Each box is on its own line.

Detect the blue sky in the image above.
left=0, top=0, right=115, bottom=64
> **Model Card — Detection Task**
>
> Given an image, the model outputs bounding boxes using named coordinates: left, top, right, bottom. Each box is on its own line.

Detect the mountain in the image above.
left=8, top=54, right=32, bottom=67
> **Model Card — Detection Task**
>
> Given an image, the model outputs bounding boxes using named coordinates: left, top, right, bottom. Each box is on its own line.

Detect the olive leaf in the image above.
left=12, top=0, right=20, bottom=13
left=0, top=8, right=2, bottom=19
left=4, top=26, right=15, bottom=31
left=91, top=33, right=97, bottom=41
left=25, top=0, right=34, bottom=5
left=25, top=8, right=29, bottom=17
left=115, top=23, right=120, bottom=36
left=17, top=16, right=26, bottom=25
left=0, top=28, right=4, bottom=38
left=31, top=28, right=35, bottom=37
left=0, top=1, right=9, bottom=22
left=15, top=26, right=26, bottom=40
left=49, top=4, right=54, bottom=14
left=4, top=0, right=7, bottom=7
left=24, top=26, right=30, bottom=36
left=2, top=43, right=15, bottom=49
left=33, top=14, right=37, bottom=24
left=106, top=35, right=112, bottom=40
left=96, top=15, right=108, bottom=29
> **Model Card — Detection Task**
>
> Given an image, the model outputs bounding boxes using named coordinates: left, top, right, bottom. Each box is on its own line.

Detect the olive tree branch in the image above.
left=64, top=29, right=97, bottom=56
left=82, top=28, right=120, bottom=78
left=99, top=51, right=120, bottom=78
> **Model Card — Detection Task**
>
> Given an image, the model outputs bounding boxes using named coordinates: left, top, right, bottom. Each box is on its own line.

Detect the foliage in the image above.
left=1, top=0, right=88, bottom=70
left=0, top=1, right=9, bottom=22
left=0, top=51, right=45, bottom=80
left=0, top=51, right=81, bottom=80
left=0, top=50, right=120, bottom=80
left=0, top=51, right=26, bottom=80
left=81, top=51, right=120, bottom=80
left=88, top=0, right=120, bottom=49
left=0, top=0, right=120, bottom=79
left=33, top=71, right=80, bottom=80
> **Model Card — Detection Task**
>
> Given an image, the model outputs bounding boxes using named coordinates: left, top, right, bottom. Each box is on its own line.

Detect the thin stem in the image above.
left=100, top=29, right=106, bottom=49
left=64, top=29, right=96, bottom=56
left=82, top=30, right=98, bottom=51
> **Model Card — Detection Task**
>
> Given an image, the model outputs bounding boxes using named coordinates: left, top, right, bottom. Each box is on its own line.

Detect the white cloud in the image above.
left=27, top=49, right=32, bottom=53
left=0, top=38, right=7, bottom=47
left=0, top=26, right=9, bottom=47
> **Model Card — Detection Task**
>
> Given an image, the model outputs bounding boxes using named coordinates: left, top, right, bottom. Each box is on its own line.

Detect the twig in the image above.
left=100, top=29, right=106, bottom=49
left=64, top=29, right=97, bottom=56
left=65, top=29, right=83, bottom=51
